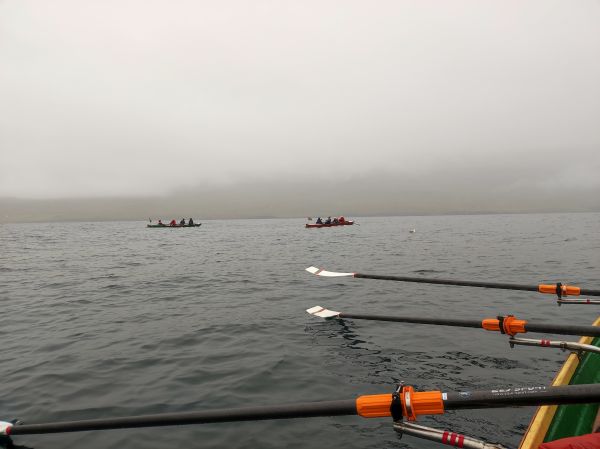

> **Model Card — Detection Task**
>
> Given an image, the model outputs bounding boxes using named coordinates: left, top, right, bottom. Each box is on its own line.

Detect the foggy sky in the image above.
left=1, top=1, right=599, bottom=218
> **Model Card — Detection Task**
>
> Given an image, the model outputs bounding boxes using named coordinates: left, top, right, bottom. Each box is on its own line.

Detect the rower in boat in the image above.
left=147, top=218, right=200, bottom=228
left=324, top=217, right=331, bottom=224
left=316, top=217, right=323, bottom=224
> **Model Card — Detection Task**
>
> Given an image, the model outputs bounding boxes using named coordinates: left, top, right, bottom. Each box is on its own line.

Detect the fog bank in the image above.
left=2, top=171, right=598, bottom=223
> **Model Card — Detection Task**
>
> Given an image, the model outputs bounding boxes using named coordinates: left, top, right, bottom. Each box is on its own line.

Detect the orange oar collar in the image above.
left=539, top=283, right=581, bottom=297
left=355, top=388, right=444, bottom=421
left=481, top=315, right=527, bottom=336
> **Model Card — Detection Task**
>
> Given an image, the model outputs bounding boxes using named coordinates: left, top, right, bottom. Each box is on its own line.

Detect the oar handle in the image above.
left=581, top=289, right=600, bottom=297
left=524, top=322, right=600, bottom=337
left=444, top=384, right=600, bottom=409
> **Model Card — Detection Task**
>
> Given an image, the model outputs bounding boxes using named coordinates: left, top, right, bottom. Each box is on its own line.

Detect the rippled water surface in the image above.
left=1, top=214, right=599, bottom=449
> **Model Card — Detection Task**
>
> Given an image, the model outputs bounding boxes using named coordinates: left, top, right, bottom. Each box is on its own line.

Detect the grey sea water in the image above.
left=1, top=213, right=599, bottom=449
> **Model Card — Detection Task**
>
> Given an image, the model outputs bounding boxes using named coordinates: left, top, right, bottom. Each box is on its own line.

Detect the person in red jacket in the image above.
left=540, top=433, right=600, bottom=449
left=539, top=411, right=600, bottom=449
left=169, top=219, right=177, bottom=226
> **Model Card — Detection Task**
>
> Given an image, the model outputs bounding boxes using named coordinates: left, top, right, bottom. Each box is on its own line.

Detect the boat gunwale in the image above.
left=518, top=317, right=600, bottom=449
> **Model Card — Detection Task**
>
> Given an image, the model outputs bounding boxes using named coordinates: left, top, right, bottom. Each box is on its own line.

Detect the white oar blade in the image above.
left=306, top=306, right=341, bottom=319
left=305, top=266, right=355, bottom=277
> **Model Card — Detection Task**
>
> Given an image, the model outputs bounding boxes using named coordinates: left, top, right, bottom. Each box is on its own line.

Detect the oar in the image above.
left=305, top=266, right=600, bottom=299
left=306, top=306, right=600, bottom=337
left=2, top=384, right=600, bottom=436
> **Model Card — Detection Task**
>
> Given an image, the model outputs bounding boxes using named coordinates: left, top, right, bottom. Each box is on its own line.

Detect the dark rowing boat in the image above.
left=305, top=221, right=354, bottom=229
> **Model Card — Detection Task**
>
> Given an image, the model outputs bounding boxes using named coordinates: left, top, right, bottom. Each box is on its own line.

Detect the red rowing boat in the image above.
left=305, top=221, right=354, bottom=228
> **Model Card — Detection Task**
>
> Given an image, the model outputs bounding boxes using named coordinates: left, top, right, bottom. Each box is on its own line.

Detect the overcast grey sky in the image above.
left=1, top=1, right=599, bottom=207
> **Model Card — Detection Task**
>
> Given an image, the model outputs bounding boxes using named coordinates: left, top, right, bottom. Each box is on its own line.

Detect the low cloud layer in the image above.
left=1, top=1, right=599, bottom=211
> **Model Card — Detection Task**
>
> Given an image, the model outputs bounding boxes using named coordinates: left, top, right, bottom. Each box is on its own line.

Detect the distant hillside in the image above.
left=1, top=174, right=599, bottom=223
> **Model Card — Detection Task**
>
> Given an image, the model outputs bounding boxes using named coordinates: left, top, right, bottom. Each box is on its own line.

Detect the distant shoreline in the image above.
left=1, top=210, right=597, bottom=225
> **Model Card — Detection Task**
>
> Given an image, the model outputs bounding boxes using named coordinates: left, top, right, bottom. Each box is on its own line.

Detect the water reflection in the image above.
left=307, top=317, right=420, bottom=385
left=307, top=317, right=368, bottom=348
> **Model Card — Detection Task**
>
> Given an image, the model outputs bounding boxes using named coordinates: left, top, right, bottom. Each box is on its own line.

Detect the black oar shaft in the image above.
left=8, top=385, right=600, bottom=436
left=353, top=273, right=600, bottom=297
left=339, top=313, right=481, bottom=329
left=354, top=273, right=537, bottom=292
left=445, top=384, right=600, bottom=409
left=337, top=313, right=600, bottom=337
left=10, top=400, right=357, bottom=435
